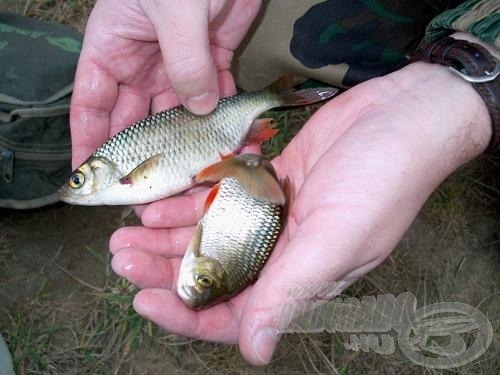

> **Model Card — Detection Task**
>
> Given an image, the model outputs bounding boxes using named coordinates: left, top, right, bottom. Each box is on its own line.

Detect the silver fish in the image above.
left=177, top=154, right=286, bottom=309
left=58, top=76, right=336, bottom=205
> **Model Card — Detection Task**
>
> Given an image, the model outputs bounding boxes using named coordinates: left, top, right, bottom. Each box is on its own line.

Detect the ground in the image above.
left=0, top=1, right=499, bottom=374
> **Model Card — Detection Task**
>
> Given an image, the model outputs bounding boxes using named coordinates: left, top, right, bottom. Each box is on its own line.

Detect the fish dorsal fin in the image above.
left=195, top=154, right=285, bottom=205
left=245, top=118, right=278, bottom=144
left=203, top=182, right=221, bottom=213
left=119, top=154, right=163, bottom=185
left=189, top=222, right=203, bottom=257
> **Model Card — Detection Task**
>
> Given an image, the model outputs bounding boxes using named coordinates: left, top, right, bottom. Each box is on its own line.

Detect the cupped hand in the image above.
left=108, top=62, right=491, bottom=365
left=70, top=0, right=261, bottom=168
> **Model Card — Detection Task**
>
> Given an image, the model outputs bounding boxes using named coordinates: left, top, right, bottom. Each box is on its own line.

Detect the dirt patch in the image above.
left=1, top=205, right=128, bottom=306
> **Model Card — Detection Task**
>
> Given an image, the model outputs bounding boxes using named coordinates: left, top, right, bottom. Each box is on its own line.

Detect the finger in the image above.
left=209, top=0, right=262, bottom=50
left=109, top=84, right=151, bottom=136
left=133, top=288, right=245, bottom=343
left=109, top=225, right=195, bottom=256
left=141, top=0, right=219, bottom=115
left=149, top=44, right=236, bottom=114
left=131, top=204, right=146, bottom=217
left=151, top=87, right=181, bottom=114
left=112, top=248, right=245, bottom=344
left=213, top=59, right=236, bottom=97
left=70, top=56, right=118, bottom=168
left=111, top=248, right=180, bottom=289
left=140, top=189, right=209, bottom=228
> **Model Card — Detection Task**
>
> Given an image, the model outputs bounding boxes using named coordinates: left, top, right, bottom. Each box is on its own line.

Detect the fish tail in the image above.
left=267, top=74, right=339, bottom=106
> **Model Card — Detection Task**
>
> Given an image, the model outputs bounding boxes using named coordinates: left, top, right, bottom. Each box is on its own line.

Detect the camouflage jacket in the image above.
left=234, top=0, right=499, bottom=90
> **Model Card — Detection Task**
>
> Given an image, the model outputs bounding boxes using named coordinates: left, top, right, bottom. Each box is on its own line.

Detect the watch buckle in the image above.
left=449, top=58, right=500, bottom=83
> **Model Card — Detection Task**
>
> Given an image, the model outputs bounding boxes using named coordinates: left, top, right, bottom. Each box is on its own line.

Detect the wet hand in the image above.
left=108, top=62, right=491, bottom=365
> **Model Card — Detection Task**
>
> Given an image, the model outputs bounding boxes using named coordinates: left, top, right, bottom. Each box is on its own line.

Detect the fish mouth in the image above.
left=177, top=284, right=201, bottom=309
left=57, top=185, right=73, bottom=203
left=56, top=184, right=104, bottom=205
left=57, top=186, right=82, bottom=205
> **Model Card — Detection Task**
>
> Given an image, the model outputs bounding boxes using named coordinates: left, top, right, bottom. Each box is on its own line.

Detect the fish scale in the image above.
left=92, top=92, right=277, bottom=177
left=199, top=177, right=282, bottom=293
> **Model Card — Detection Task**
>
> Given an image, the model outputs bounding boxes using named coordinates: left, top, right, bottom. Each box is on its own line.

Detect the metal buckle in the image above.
left=449, top=58, right=500, bottom=83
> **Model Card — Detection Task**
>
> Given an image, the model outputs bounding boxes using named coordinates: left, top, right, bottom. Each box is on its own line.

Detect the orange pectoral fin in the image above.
left=203, top=182, right=221, bottom=213
left=244, top=118, right=278, bottom=145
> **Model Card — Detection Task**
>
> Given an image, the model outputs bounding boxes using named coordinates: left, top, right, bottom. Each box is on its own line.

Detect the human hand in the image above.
left=108, top=62, right=491, bottom=365
left=70, top=0, right=261, bottom=168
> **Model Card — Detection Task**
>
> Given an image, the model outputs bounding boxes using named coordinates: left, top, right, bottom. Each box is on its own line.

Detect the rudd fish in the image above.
left=177, top=154, right=286, bottom=309
left=58, top=76, right=336, bottom=205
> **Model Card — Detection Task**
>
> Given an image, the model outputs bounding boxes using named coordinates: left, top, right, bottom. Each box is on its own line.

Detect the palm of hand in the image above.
left=109, top=75, right=443, bottom=364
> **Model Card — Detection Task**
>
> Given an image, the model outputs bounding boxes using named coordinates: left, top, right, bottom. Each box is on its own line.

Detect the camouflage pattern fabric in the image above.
left=426, top=0, right=500, bottom=46
left=234, top=0, right=498, bottom=90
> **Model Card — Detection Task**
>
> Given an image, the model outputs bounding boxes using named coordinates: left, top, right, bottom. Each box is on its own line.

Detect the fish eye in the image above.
left=69, top=171, right=85, bottom=189
left=196, top=275, right=213, bottom=288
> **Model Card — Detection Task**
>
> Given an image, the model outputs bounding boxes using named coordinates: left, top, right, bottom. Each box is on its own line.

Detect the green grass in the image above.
left=261, top=105, right=319, bottom=158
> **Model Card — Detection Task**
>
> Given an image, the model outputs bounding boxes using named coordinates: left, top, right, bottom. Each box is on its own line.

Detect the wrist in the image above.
left=384, top=61, right=492, bottom=171
left=409, top=34, right=499, bottom=154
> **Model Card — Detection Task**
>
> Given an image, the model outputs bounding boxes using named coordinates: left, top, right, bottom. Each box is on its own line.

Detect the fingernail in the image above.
left=111, top=253, right=134, bottom=276
left=185, top=91, right=217, bottom=115
left=252, top=327, right=281, bottom=365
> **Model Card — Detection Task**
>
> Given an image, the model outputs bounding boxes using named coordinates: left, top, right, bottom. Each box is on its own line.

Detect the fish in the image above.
left=58, top=76, right=337, bottom=205
left=177, top=154, right=286, bottom=309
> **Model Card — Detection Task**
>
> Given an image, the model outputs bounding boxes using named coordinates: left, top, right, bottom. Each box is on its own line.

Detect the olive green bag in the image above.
left=0, top=12, right=81, bottom=209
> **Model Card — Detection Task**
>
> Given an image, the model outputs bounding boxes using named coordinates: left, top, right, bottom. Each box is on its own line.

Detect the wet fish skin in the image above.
left=177, top=154, right=285, bottom=309
left=58, top=77, right=337, bottom=205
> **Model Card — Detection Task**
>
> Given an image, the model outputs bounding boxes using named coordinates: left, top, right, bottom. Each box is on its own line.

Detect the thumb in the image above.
left=141, top=0, right=219, bottom=114
left=237, top=213, right=361, bottom=366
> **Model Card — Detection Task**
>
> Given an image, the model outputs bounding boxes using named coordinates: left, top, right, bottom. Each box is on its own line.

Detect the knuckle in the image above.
left=167, top=58, right=212, bottom=87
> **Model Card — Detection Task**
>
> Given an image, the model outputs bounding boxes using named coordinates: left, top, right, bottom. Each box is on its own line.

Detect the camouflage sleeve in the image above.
left=234, top=0, right=496, bottom=91
left=426, top=0, right=500, bottom=48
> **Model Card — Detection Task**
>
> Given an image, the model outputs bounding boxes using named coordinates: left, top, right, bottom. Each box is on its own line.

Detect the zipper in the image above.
left=0, top=140, right=71, bottom=161
left=3, top=148, right=70, bottom=161
left=0, top=146, right=14, bottom=183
